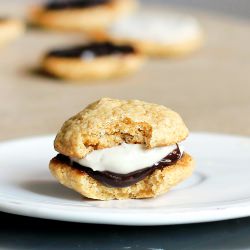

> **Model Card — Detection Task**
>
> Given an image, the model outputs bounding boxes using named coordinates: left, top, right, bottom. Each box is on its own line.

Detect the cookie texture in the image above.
left=29, top=0, right=136, bottom=31
left=49, top=153, right=194, bottom=200
left=42, top=53, right=145, bottom=80
left=54, top=98, right=189, bottom=158
left=0, top=19, right=24, bottom=47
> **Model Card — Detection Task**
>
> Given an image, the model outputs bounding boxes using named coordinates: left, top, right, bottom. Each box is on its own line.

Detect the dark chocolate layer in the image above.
left=45, top=0, right=110, bottom=10
left=56, top=145, right=182, bottom=188
left=47, top=42, right=135, bottom=59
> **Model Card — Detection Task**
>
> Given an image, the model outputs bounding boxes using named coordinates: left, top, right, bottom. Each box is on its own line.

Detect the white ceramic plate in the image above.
left=0, top=132, right=250, bottom=226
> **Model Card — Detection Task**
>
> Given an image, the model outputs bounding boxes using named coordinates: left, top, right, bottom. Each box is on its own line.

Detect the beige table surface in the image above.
left=0, top=2, right=250, bottom=141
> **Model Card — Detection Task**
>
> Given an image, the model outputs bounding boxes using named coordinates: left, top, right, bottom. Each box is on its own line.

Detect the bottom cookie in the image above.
left=49, top=153, right=194, bottom=200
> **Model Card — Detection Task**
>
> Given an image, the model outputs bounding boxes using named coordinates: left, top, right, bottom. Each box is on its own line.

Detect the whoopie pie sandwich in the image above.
left=49, top=98, right=194, bottom=200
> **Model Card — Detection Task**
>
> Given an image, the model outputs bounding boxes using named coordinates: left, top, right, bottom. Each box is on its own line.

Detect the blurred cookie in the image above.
left=94, top=12, right=203, bottom=57
left=42, top=41, right=145, bottom=80
left=49, top=98, right=194, bottom=200
left=29, top=0, right=137, bottom=32
left=0, top=18, right=24, bottom=47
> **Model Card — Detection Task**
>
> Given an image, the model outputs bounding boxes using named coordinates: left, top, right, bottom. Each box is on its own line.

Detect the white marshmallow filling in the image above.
left=108, top=12, right=202, bottom=45
left=71, top=143, right=184, bottom=175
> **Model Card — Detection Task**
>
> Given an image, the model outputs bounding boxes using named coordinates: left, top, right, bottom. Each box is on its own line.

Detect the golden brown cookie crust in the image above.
left=42, top=53, right=145, bottom=80
left=29, top=0, right=137, bottom=32
left=49, top=153, right=194, bottom=200
left=54, top=98, right=189, bottom=158
left=0, top=19, right=24, bottom=47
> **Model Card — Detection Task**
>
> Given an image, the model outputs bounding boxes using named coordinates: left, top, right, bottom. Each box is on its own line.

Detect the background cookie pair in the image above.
left=29, top=0, right=203, bottom=81
left=28, top=0, right=143, bottom=80
left=30, top=0, right=202, bottom=57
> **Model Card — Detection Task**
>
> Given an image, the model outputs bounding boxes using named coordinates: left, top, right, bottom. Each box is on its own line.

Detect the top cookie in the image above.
left=54, top=98, right=189, bottom=158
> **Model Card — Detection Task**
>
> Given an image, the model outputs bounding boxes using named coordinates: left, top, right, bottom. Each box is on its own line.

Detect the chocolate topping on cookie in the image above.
left=47, top=42, right=135, bottom=59
left=45, top=0, right=110, bottom=10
